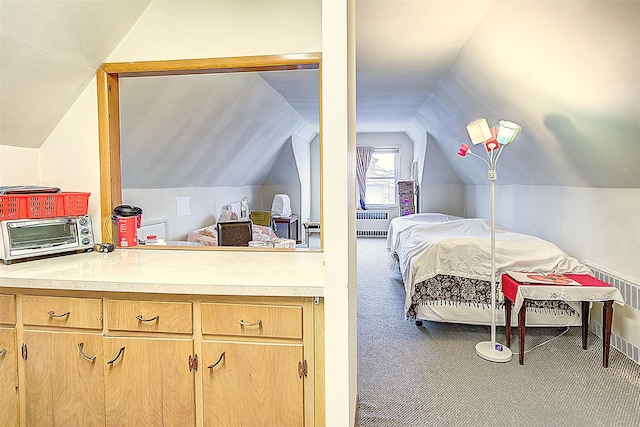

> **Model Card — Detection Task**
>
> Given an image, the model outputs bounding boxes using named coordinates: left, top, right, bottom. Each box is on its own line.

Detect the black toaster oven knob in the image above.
left=81, top=237, right=91, bottom=245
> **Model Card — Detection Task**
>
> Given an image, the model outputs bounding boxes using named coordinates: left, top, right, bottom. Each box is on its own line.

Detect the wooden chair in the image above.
left=217, top=220, right=253, bottom=246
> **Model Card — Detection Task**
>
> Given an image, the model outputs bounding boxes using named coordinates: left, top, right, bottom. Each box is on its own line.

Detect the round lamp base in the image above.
left=475, top=341, right=513, bottom=363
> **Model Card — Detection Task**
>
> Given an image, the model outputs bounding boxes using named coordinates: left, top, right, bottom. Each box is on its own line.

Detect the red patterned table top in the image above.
left=502, top=273, right=623, bottom=312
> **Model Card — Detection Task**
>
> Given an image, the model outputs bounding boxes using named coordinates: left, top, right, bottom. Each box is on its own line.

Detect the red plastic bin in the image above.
left=0, top=192, right=90, bottom=220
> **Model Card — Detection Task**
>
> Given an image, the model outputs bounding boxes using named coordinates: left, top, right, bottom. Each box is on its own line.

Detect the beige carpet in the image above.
left=357, top=237, right=640, bottom=427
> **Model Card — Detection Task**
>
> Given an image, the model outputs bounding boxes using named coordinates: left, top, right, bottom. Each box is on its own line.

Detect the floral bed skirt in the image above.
left=406, top=274, right=578, bottom=320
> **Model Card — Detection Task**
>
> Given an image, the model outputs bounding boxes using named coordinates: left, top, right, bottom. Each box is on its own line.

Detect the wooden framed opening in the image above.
left=96, top=53, right=322, bottom=250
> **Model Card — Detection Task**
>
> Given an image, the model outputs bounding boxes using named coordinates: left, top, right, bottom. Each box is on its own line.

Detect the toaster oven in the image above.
left=0, top=215, right=94, bottom=265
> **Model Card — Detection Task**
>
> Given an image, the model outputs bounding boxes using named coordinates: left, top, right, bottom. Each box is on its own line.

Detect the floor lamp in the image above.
left=458, top=118, right=522, bottom=363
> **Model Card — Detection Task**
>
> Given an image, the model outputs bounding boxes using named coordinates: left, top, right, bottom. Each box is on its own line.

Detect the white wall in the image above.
left=0, top=145, right=40, bottom=185
left=292, top=133, right=312, bottom=224
left=421, top=134, right=465, bottom=216
left=39, top=79, right=102, bottom=231
left=310, top=134, right=321, bottom=222
left=465, top=185, right=640, bottom=281
left=322, top=0, right=356, bottom=424
left=262, top=137, right=303, bottom=224
left=123, top=186, right=260, bottom=240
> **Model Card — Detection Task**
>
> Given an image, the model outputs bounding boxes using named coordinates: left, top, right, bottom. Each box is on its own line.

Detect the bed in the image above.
left=386, top=213, right=591, bottom=327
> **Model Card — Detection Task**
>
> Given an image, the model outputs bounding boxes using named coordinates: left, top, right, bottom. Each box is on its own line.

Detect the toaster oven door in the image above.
left=8, top=219, right=77, bottom=251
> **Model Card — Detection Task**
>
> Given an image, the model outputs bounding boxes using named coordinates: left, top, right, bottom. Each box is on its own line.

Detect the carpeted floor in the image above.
left=356, top=237, right=640, bottom=427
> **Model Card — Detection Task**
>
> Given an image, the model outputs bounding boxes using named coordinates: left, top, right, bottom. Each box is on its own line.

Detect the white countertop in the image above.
left=0, top=248, right=325, bottom=297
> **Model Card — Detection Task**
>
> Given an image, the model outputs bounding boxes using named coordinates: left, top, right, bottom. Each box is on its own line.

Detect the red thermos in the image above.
left=112, top=205, right=143, bottom=247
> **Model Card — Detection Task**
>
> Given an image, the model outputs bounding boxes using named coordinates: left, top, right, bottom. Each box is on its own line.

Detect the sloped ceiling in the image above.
left=119, top=71, right=318, bottom=188
left=0, top=0, right=638, bottom=189
left=415, top=1, right=640, bottom=188
left=0, top=0, right=151, bottom=148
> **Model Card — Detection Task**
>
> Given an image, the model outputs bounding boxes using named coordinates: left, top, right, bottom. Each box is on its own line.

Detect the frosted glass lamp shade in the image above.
left=466, top=119, right=492, bottom=144
left=497, top=120, right=522, bottom=144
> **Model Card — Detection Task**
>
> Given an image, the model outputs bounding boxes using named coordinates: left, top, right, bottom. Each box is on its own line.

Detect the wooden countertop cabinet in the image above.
left=20, top=295, right=105, bottom=426
left=7, top=291, right=322, bottom=427
left=200, top=298, right=315, bottom=426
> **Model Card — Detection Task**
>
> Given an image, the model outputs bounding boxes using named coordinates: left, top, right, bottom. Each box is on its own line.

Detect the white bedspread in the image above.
left=386, top=213, right=463, bottom=254
left=389, top=217, right=590, bottom=315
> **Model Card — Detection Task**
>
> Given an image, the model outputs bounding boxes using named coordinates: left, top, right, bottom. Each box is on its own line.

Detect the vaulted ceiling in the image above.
left=1, top=0, right=638, bottom=189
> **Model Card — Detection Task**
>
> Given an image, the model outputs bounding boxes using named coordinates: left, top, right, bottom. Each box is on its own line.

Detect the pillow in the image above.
left=202, top=225, right=217, bottom=238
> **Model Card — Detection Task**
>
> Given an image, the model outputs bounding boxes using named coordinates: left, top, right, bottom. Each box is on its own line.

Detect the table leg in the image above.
left=505, top=297, right=512, bottom=347
left=581, top=301, right=589, bottom=350
left=603, top=300, right=614, bottom=368
left=518, top=300, right=527, bottom=365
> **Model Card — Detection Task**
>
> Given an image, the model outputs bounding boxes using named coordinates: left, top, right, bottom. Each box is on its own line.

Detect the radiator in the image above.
left=356, top=210, right=390, bottom=237
left=584, top=261, right=639, bottom=366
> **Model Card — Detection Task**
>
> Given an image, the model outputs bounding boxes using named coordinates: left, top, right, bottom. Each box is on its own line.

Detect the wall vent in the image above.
left=356, top=210, right=390, bottom=237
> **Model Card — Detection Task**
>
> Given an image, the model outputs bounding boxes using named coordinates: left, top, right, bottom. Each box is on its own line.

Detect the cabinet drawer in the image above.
left=22, top=295, right=102, bottom=329
left=0, top=294, right=16, bottom=325
left=202, top=303, right=302, bottom=339
left=106, top=300, right=193, bottom=334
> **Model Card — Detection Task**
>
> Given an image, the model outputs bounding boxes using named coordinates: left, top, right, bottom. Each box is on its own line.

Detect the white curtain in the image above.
left=356, top=146, right=375, bottom=209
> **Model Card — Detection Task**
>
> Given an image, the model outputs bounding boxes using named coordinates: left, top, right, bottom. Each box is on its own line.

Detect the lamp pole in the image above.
left=458, top=119, right=521, bottom=363
left=474, top=153, right=512, bottom=362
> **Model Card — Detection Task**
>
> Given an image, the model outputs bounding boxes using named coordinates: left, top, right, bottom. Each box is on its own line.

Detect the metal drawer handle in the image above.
left=77, top=342, right=96, bottom=362
left=207, top=352, right=225, bottom=369
left=48, top=310, right=70, bottom=318
left=136, top=314, right=159, bottom=322
left=106, top=346, right=125, bottom=365
left=0, top=349, right=6, bottom=356
left=238, top=319, right=262, bottom=327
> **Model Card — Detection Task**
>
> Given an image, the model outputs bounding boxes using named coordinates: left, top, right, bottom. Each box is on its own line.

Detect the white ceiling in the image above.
left=1, top=0, right=638, bottom=188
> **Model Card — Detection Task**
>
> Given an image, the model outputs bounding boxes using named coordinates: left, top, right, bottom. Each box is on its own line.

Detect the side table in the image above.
left=273, top=214, right=299, bottom=243
left=502, top=273, right=624, bottom=367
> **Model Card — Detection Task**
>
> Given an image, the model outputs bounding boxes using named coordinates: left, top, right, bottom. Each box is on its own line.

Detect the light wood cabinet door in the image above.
left=22, top=330, right=104, bottom=427
left=201, top=340, right=304, bottom=426
left=0, top=294, right=16, bottom=325
left=103, top=336, right=195, bottom=426
left=0, top=328, right=19, bottom=427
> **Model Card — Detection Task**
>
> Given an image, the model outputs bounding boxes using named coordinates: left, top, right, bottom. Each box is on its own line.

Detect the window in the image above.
left=365, top=148, right=399, bottom=206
